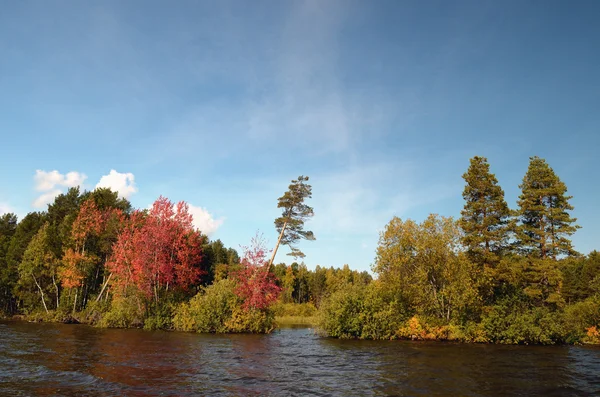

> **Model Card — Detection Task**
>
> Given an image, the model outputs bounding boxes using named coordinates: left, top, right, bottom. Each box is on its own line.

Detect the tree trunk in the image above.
left=52, top=273, right=59, bottom=309
left=73, top=288, right=78, bottom=314
left=268, top=221, right=287, bottom=267
left=96, top=272, right=113, bottom=303
left=32, top=273, right=49, bottom=314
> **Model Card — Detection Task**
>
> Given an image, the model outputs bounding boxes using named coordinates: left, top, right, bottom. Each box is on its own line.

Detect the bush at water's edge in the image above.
left=317, top=282, right=600, bottom=345
left=173, top=279, right=276, bottom=334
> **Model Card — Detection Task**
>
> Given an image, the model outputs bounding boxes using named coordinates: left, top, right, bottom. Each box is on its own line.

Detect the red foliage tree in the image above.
left=107, top=196, right=205, bottom=302
left=234, top=234, right=281, bottom=310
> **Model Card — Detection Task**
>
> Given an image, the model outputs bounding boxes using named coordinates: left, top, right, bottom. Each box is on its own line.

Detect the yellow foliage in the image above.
left=396, top=316, right=459, bottom=341
left=584, top=326, right=600, bottom=344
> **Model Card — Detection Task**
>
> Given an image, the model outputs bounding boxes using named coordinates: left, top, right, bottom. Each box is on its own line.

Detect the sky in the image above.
left=1, top=0, right=599, bottom=273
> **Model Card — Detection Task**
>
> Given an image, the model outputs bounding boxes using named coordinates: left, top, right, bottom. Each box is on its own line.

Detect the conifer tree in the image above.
left=516, top=156, right=579, bottom=259
left=268, top=176, right=315, bottom=266
left=459, top=156, right=512, bottom=267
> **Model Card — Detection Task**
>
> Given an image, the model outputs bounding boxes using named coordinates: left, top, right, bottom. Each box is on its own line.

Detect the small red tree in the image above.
left=234, top=234, right=281, bottom=310
left=107, top=196, right=205, bottom=302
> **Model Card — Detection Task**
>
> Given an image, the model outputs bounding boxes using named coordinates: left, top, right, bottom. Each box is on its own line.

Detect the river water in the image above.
left=1, top=321, right=599, bottom=396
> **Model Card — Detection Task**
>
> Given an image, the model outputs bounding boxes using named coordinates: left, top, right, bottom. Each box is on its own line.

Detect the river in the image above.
left=1, top=321, right=599, bottom=396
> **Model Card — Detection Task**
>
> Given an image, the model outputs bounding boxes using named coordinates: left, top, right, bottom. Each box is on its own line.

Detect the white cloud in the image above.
left=95, top=170, right=138, bottom=199
left=32, top=170, right=87, bottom=209
left=188, top=204, right=224, bottom=236
left=33, top=189, right=63, bottom=209
left=34, top=170, right=87, bottom=192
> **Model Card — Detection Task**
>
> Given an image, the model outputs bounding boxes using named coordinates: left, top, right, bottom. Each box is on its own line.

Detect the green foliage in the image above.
left=374, top=215, right=478, bottom=321
left=17, top=223, right=60, bottom=313
left=561, top=252, right=600, bottom=303
left=480, top=297, right=566, bottom=345
left=318, top=283, right=407, bottom=340
left=174, top=279, right=238, bottom=333
left=459, top=156, right=512, bottom=267
left=98, top=293, right=145, bottom=328
left=318, top=284, right=366, bottom=339
left=173, top=279, right=276, bottom=333
left=0, top=213, right=18, bottom=314
left=562, top=295, right=600, bottom=342
left=272, top=175, right=315, bottom=262
left=144, top=301, right=175, bottom=331
left=226, top=306, right=276, bottom=333
left=516, top=156, right=579, bottom=259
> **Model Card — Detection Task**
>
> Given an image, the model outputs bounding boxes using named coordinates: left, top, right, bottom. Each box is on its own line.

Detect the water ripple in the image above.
left=1, top=321, right=600, bottom=396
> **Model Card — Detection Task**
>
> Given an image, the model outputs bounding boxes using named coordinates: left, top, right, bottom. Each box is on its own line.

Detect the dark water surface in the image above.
left=1, top=321, right=599, bottom=396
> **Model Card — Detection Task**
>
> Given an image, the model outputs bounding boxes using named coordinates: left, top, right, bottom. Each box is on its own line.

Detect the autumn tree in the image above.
left=516, top=156, right=579, bottom=259
left=234, top=234, right=281, bottom=310
left=268, top=176, right=315, bottom=266
left=459, top=156, right=512, bottom=266
left=374, top=215, right=477, bottom=321
left=60, top=199, right=106, bottom=312
left=106, top=196, right=205, bottom=304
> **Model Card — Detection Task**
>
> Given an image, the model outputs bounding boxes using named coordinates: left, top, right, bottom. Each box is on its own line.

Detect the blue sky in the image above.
left=1, top=0, right=599, bottom=272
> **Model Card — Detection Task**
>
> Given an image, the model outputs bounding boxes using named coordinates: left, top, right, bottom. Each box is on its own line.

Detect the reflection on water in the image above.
left=1, top=321, right=599, bottom=396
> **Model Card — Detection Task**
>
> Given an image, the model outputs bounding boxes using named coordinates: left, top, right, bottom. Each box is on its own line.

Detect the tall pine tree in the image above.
left=516, top=156, right=579, bottom=259
left=459, top=156, right=511, bottom=267
left=268, top=176, right=315, bottom=266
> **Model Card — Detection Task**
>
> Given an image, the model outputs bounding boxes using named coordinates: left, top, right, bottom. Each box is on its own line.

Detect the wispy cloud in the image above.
left=310, top=162, right=459, bottom=237
left=144, top=0, right=397, bottom=164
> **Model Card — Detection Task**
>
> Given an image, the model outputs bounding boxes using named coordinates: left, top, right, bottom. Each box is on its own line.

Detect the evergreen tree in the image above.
left=0, top=213, right=18, bottom=314
left=516, top=156, right=579, bottom=259
left=268, top=176, right=315, bottom=265
left=459, top=156, right=512, bottom=266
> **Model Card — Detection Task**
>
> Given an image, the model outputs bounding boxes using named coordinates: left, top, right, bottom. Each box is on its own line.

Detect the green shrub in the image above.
left=226, top=306, right=276, bottom=333
left=562, top=295, right=600, bottom=343
left=98, top=294, right=145, bottom=328
left=318, top=283, right=408, bottom=339
left=173, top=279, right=277, bottom=333
left=144, top=301, right=174, bottom=331
left=318, top=284, right=366, bottom=338
left=79, top=299, right=111, bottom=326
left=481, top=298, right=566, bottom=345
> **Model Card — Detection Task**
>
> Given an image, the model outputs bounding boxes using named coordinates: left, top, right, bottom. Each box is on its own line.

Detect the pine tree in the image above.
left=459, top=156, right=512, bottom=266
left=516, top=156, right=579, bottom=259
left=268, top=176, right=315, bottom=266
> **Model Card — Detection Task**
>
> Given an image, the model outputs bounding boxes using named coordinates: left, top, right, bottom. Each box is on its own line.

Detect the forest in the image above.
left=0, top=156, right=599, bottom=344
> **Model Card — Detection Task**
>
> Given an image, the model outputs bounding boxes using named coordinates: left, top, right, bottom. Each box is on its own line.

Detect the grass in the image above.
left=276, top=315, right=318, bottom=326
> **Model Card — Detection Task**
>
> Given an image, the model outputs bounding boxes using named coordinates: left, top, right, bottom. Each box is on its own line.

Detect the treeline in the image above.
left=0, top=186, right=368, bottom=333
left=1, top=157, right=598, bottom=344
left=0, top=188, right=278, bottom=331
left=319, top=156, right=600, bottom=344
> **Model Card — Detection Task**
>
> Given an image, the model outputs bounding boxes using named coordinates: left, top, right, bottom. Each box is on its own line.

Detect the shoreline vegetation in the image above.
left=1, top=157, right=599, bottom=344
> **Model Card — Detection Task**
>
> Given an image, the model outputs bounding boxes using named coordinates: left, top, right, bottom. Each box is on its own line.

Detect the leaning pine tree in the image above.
left=268, top=176, right=315, bottom=267
left=516, top=156, right=579, bottom=260
left=459, top=156, right=512, bottom=268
